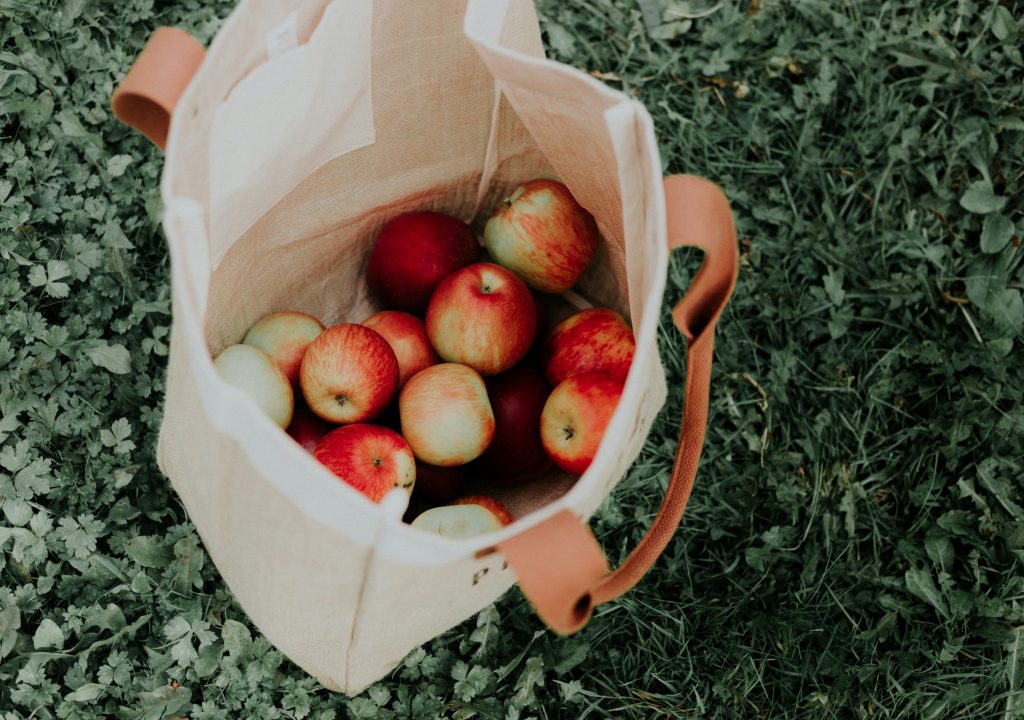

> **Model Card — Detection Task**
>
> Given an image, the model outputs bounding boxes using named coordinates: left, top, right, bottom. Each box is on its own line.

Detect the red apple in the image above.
left=363, top=311, right=440, bottom=387
left=426, top=263, right=536, bottom=375
left=287, top=399, right=333, bottom=452
left=242, top=311, right=324, bottom=385
left=409, top=503, right=504, bottom=538
left=540, top=372, right=624, bottom=475
left=413, top=462, right=466, bottom=504
left=314, top=424, right=415, bottom=502
left=399, top=363, right=495, bottom=466
left=483, top=179, right=598, bottom=293
left=366, top=212, right=480, bottom=314
left=542, top=307, right=635, bottom=386
left=475, top=365, right=551, bottom=480
left=300, top=324, right=399, bottom=424
left=213, top=344, right=293, bottom=428
left=451, top=495, right=514, bottom=526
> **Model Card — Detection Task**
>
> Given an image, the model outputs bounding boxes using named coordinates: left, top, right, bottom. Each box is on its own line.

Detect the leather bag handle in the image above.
left=497, top=174, right=738, bottom=633
left=112, top=27, right=204, bottom=149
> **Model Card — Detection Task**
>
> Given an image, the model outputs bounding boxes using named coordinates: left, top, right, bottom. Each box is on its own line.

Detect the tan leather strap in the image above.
left=112, top=27, right=205, bottom=149
left=497, top=174, right=738, bottom=634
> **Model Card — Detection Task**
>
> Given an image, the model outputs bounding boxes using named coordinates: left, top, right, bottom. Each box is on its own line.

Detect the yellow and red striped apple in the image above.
left=483, top=179, right=598, bottom=293
left=242, top=311, right=324, bottom=386
left=300, top=324, right=399, bottom=424
left=451, top=495, right=514, bottom=525
left=540, top=371, right=624, bottom=475
left=541, top=307, right=635, bottom=386
left=363, top=310, right=440, bottom=388
left=426, top=263, right=536, bottom=376
left=399, top=363, right=495, bottom=466
left=313, top=424, right=415, bottom=502
left=410, top=495, right=512, bottom=538
left=366, top=212, right=480, bottom=314
left=213, top=344, right=294, bottom=428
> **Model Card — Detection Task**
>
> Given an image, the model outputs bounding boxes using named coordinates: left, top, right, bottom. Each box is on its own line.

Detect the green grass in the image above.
left=1, top=0, right=1023, bottom=718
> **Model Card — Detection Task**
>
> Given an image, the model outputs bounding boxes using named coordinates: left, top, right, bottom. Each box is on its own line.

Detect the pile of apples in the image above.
left=212, top=180, right=635, bottom=538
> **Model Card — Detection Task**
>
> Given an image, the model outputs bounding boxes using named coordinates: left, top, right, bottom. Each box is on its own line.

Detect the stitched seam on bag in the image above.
left=342, top=523, right=381, bottom=690
left=470, top=81, right=505, bottom=218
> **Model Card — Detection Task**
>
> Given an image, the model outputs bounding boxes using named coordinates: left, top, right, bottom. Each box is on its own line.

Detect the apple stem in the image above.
left=563, top=426, right=574, bottom=441
left=503, top=196, right=513, bottom=208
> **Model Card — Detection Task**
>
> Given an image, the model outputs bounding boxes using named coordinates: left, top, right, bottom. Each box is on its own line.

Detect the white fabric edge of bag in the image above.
left=208, top=0, right=376, bottom=265
left=158, top=0, right=670, bottom=568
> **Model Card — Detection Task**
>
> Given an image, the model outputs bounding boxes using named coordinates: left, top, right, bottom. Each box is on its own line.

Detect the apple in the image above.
left=300, top=324, right=399, bottom=424
left=366, top=211, right=480, bottom=314
left=213, top=344, right=293, bottom=428
left=409, top=503, right=504, bottom=538
left=363, top=311, right=440, bottom=387
left=541, top=307, right=635, bottom=386
left=540, top=371, right=624, bottom=475
left=399, top=363, right=495, bottom=466
left=426, top=263, right=536, bottom=375
left=475, top=365, right=551, bottom=480
left=483, top=179, right=598, bottom=293
left=242, top=311, right=324, bottom=385
left=413, top=461, right=466, bottom=504
left=313, top=424, right=415, bottom=502
left=287, top=399, right=333, bottom=452
left=451, top=495, right=514, bottom=525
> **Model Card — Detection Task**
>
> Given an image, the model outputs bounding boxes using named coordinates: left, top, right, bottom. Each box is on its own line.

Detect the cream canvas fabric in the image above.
left=157, top=0, right=669, bottom=694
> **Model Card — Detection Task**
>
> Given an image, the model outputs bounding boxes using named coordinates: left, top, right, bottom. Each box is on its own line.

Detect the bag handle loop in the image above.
left=496, top=174, right=738, bottom=634
left=112, top=27, right=204, bottom=149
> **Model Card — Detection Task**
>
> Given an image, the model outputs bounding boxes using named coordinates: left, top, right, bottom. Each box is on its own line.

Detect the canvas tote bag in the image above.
left=112, top=0, right=737, bottom=695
